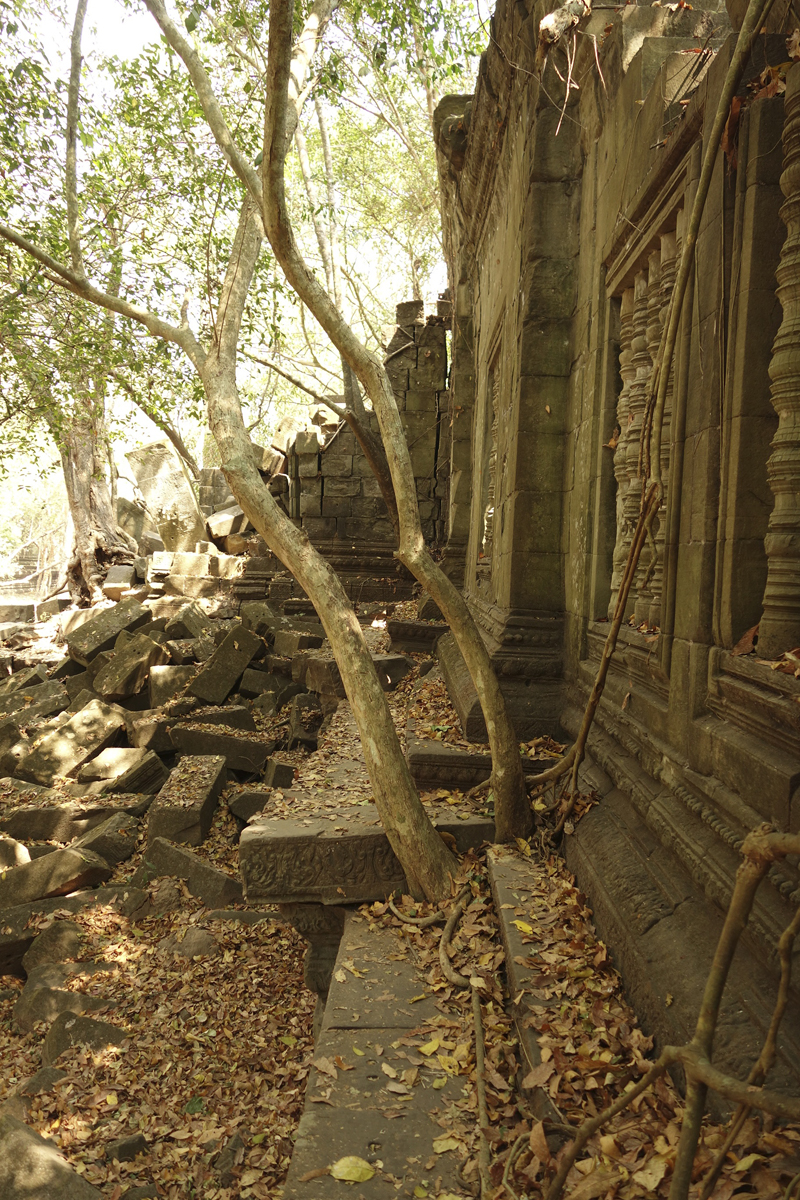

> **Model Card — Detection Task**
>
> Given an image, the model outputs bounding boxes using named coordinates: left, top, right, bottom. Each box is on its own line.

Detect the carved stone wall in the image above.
left=435, top=0, right=799, bottom=1085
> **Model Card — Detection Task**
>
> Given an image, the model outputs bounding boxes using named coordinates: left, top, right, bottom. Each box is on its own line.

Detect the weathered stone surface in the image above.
left=263, top=758, right=295, bottom=788
left=406, top=723, right=551, bottom=788
left=272, top=629, right=324, bottom=656
left=163, top=601, right=212, bottom=641
left=147, top=755, right=226, bottom=846
left=106, top=1132, right=147, bottom=1163
left=21, top=920, right=83, bottom=973
left=93, top=635, right=168, bottom=701
left=0, top=847, right=112, bottom=909
left=78, top=747, right=144, bottom=782
left=74, top=814, right=140, bottom=866
left=107, top=751, right=169, bottom=796
left=188, top=626, right=261, bottom=704
left=239, top=600, right=289, bottom=639
left=304, top=657, right=347, bottom=698
left=159, top=926, right=219, bottom=958
left=240, top=813, right=406, bottom=905
left=42, top=1011, right=127, bottom=1067
left=207, top=505, right=248, bottom=538
left=129, top=713, right=173, bottom=753
left=102, top=565, right=136, bottom=601
left=148, top=664, right=195, bottom=707
left=228, top=790, right=270, bottom=821
left=65, top=600, right=150, bottom=665
left=0, top=886, right=149, bottom=976
left=183, top=704, right=256, bottom=731
left=0, top=665, right=48, bottom=696
left=15, top=1066, right=67, bottom=1097
left=239, top=667, right=279, bottom=698
left=132, top=837, right=243, bottom=907
left=0, top=795, right=147, bottom=842
left=15, top=699, right=128, bottom=784
left=388, top=617, right=448, bottom=653
left=287, top=693, right=323, bottom=749
left=0, top=1111, right=102, bottom=1198
left=0, top=680, right=69, bottom=720
left=127, top=440, right=206, bottom=552
left=0, top=835, right=30, bottom=868
left=14, top=961, right=113, bottom=1032
left=170, top=725, right=272, bottom=773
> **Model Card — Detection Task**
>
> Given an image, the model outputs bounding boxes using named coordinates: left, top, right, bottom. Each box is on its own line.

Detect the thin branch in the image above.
left=110, top=370, right=199, bottom=477
left=65, top=0, right=89, bottom=276
left=240, top=346, right=344, bottom=415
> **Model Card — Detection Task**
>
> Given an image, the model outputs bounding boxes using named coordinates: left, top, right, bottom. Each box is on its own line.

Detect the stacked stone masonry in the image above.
left=434, top=0, right=800, bottom=1091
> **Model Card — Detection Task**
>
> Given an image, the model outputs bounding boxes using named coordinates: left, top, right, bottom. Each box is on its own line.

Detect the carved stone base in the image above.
left=278, top=903, right=346, bottom=1001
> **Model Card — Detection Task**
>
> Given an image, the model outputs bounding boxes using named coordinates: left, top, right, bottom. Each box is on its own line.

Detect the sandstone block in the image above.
left=16, top=699, right=128, bottom=785
left=263, top=758, right=295, bottom=788
left=169, top=726, right=272, bottom=773
left=126, top=440, right=206, bottom=552
left=147, top=755, right=226, bottom=845
left=0, top=665, right=48, bottom=697
left=65, top=599, right=150, bottom=665
left=272, top=629, right=324, bottom=656
left=107, top=751, right=169, bottom=795
left=0, top=1111, right=102, bottom=1198
left=163, top=602, right=212, bottom=641
left=288, top=694, right=323, bottom=750
left=42, top=1011, right=127, bottom=1068
left=207, top=505, right=249, bottom=538
left=0, top=836, right=30, bottom=868
left=21, top=920, right=83, bottom=973
left=0, top=847, right=112, bottom=910
left=183, top=704, right=256, bottom=731
left=74, top=814, right=140, bottom=866
left=102, top=565, right=136, bottom=601
left=133, top=837, right=243, bottom=907
left=188, top=626, right=261, bottom=704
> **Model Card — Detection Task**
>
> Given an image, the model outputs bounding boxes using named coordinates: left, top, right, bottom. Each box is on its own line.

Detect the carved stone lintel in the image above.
left=760, top=63, right=800, bottom=657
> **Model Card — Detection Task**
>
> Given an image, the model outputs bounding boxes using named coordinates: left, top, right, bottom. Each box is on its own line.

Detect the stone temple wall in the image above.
left=435, top=0, right=800, bottom=1095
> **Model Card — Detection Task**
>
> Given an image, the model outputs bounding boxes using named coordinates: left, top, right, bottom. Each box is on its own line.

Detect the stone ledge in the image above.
left=281, top=911, right=468, bottom=1200
left=406, top=722, right=553, bottom=789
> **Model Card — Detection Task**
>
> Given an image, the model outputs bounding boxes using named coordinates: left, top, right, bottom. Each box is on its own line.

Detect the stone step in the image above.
left=281, top=912, right=467, bottom=1199
left=405, top=722, right=554, bottom=789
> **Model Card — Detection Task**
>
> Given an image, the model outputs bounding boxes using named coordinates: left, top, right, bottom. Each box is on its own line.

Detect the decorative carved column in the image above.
left=608, top=288, right=636, bottom=617
left=760, top=63, right=800, bottom=658
left=648, top=226, right=679, bottom=630
left=635, top=250, right=663, bottom=625
left=624, top=270, right=652, bottom=619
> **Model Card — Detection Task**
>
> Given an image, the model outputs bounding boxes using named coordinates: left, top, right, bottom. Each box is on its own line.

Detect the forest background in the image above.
left=0, top=0, right=480, bottom=580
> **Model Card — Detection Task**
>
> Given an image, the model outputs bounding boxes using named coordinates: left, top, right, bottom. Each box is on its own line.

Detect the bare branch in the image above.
left=0, top=221, right=206, bottom=370
left=110, top=370, right=200, bottom=477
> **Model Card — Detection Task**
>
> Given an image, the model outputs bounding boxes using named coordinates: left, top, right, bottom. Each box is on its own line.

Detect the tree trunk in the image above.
left=204, top=198, right=458, bottom=902
left=263, top=0, right=532, bottom=841
left=51, top=406, right=136, bottom=606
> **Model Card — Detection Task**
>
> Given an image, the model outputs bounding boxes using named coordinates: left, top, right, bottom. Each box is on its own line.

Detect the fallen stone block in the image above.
left=188, top=625, right=261, bottom=704
left=288, top=693, right=323, bottom=750
left=21, top=920, right=83, bottom=973
left=170, top=725, right=272, bottom=773
left=63, top=670, right=92, bottom=700
left=207, top=505, right=249, bottom=538
left=93, top=634, right=169, bottom=701
left=132, top=837, right=243, bottom=907
left=239, top=600, right=290, bottom=640
left=158, top=926, right=219, bottom=958
left=129, top=713, right=173, bottom=753
left=74, top=814, right=140, bottom=865
left=239, top=667, right=280, bottom=699
left=0, top=679, right=68, bottom=718
left=165, top=635, right=216, bottom=664
left=0, top=847, right=112, bottom=909
left=102, top=565, right=136, bottom=602
left=228, top=790, right=270, bottom=821
left=108, top=750, right=169, bottom=795
left=0, top=886, right=149, bottom=976
left=14, top=961, right=113, bottom=1032
left=0, top=664, right=49, bottom=696
left=65, top=599, right=151, bottom=666
left=148, top=663, right=195, bottom=707
left=127, top=440, right=206, bottom=552
left=371, top=653, right=414, bottom=690
left=106, top=1132, right=147, bottom=1163
left=0, top=1111, right=103, bottom=1198
left=147, top=755, right=227, bottom=845
left=272, top=629, right=324, bottom=656
left=163, top=600, right=213, bottom=641
left=185, top=704, right=256, bottom=731
left=305, top=657, right=347, bottom=699
left=15, top=698, right=128, bottom=784
left=78, top=747, right=149, bottom=782
left=42, top=1010, right=127, bottom=1068
left=164, top=575, right=221, bottom=600
left=65, top=686, right=102, bottom=713
left=263, top=758, right=295, bottom=788
left=50, top=657, right=86, bottom=680
left=0, top=795, right=148, bottom=842
left=0, top=835, right=30, bottom=868
left=388, top=617, right=448, bottom=654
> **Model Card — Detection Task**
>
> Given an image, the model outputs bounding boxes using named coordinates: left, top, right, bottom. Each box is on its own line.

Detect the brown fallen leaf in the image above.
left=298, top=1167, right=331, bottom=1181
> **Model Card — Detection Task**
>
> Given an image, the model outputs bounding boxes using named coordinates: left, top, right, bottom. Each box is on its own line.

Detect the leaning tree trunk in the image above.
left=53, top=406, right=136, bottom=606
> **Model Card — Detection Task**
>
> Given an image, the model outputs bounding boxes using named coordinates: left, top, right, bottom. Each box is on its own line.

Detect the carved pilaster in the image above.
left=648, top=227, right=679, bottom=630
left=623, top=271, right=652, bottom=618
left=760, top=64, right=800, bottom=658
left=608, top=288, right=636, bottom=617
left=635, top=251, right=663, bottom=625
